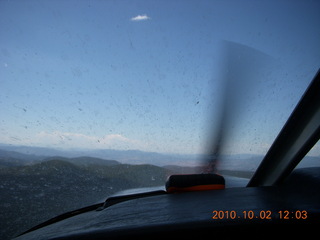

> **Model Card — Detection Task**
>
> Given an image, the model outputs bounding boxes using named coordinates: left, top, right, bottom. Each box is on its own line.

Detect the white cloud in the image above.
left=130, top=14, right=151, bottom=21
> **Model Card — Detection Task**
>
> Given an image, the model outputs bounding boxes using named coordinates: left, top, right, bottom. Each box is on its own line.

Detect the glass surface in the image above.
left=296, top=140, right=320, bottom=169
left=0, top=1, right=319, bottom=239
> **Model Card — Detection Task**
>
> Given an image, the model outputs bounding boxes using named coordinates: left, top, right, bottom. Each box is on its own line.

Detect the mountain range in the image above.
left=0, top=143, right=201, bottom=167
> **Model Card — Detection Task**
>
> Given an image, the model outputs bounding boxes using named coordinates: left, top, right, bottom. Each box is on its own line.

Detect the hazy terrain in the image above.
left=0, top=145, right=318, bottom=240
left=0, top=150, right=170, bottom=240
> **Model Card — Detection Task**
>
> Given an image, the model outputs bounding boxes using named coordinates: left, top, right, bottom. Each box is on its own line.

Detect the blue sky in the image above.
left=1, top=0, right=320, bottom=155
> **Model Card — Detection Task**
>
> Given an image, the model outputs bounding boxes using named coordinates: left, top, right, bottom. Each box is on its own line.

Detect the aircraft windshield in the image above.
left=1, top=1, right=319, bottom=239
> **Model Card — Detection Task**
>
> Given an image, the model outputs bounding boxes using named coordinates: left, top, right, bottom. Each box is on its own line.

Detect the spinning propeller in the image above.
left=202, top=41, right=272, bottom=174
left=166, top=41, right=273, bottom=192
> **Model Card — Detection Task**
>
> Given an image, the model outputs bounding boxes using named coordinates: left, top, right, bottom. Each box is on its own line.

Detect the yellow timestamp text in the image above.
left=212, top=210, right=308, bottom=220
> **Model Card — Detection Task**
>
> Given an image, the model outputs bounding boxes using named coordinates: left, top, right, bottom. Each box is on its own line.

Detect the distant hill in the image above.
left=43, top=156, right=120, bottom=167
left=0, top=149, right=120, bottom=168
left=0, top=149, right=44, bottom=167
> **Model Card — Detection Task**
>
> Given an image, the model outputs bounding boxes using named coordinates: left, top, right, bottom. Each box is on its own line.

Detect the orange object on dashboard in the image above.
left=165, top=174, right=225, bottom=193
